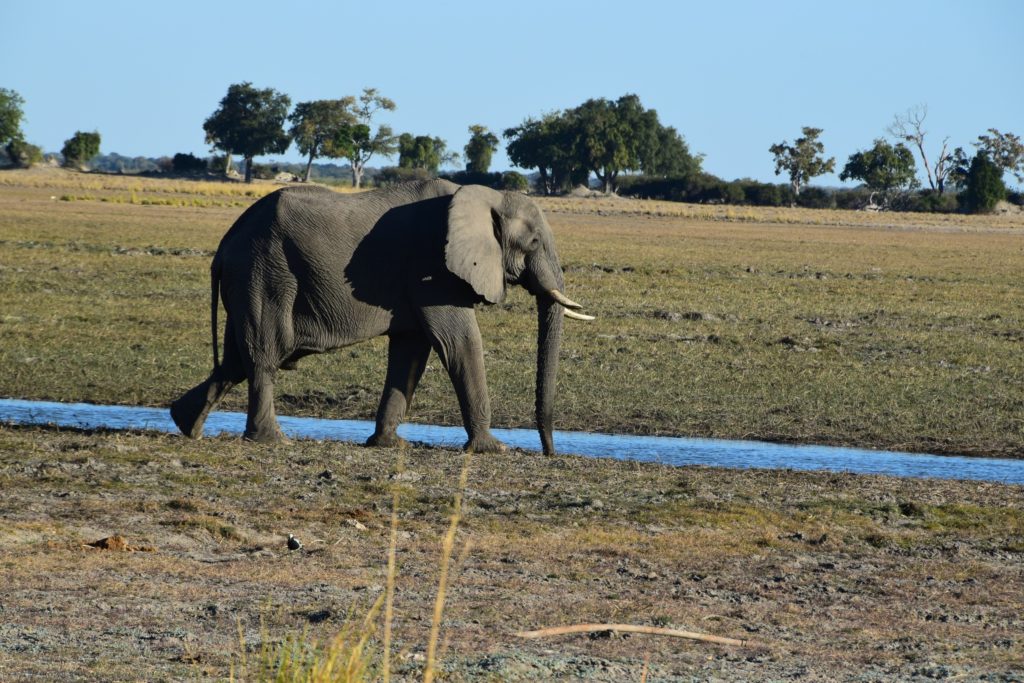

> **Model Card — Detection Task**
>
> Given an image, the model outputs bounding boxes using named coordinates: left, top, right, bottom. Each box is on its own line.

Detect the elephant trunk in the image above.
left=525, top=251, right=567, bottom=455
left=535, top=294, right=563, bottom=456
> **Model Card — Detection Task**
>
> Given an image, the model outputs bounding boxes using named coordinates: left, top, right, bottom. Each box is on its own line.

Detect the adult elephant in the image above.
left=170, top=180, right=593, bottom=455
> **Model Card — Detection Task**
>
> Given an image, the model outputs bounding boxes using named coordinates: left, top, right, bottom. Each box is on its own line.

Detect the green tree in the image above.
left=505, top=112, right=585, bottom=195
left=959, top=153, right=1006, bottom=214
left=464, top=125, right=499, bottom=173
left=839, top=139, right=918, bottom=206
left=641, top=124, right=702, bottom=178
left=326, top=88, right=398, bottom=188
left=61, top=131, right=101, bottom=169
left=289, top=99, right=355, bottom=182
left=0, top=88, right=26, bottom=148
left=569, top=96, right=636, bottom=194
left=769, top=126, right=835, bottom=202
left=398, top=133, right=455, bottom=173
left=974, top=129, right=1024, bottom=185
left=5, top=139, right=42, bottom=168
left=203, top=82, right=291, bottom=183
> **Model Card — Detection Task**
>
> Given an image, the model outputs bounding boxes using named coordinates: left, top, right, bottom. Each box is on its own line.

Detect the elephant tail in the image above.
left=210, top=252, right=222, bottom=371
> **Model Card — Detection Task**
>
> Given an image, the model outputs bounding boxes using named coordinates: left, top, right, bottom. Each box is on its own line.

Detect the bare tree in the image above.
left=887, top=104, right=955, bottom=193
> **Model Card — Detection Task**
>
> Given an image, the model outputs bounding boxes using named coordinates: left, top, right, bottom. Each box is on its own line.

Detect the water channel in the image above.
left=1, top=398, right=1021, bottom=484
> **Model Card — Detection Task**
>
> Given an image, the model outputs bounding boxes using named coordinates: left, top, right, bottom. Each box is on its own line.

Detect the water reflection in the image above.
left=1, top=399, right=1021, bottom=484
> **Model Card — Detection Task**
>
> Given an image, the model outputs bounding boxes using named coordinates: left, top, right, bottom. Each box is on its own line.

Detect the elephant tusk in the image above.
left=563, top=309, right=595, bottom=321
left=548, top=289, right=584, bottom=310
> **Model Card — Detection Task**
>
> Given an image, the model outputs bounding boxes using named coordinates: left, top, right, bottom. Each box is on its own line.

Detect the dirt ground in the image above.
left=1, top=425, right=1021, bottom=682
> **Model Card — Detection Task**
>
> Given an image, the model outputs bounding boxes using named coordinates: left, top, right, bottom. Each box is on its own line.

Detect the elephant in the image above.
left=169, top=179, right=594, bottom=455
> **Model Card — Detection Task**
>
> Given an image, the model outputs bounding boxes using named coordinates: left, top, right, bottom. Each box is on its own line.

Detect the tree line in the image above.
left=2, top=85, right=1021, bottom=214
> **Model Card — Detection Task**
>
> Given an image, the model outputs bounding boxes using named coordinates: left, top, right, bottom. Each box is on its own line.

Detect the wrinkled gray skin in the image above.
left=170, top=180, right=587, bottom=455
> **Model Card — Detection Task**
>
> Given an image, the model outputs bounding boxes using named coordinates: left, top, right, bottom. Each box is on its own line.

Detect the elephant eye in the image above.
left=527, top=236, right=541, bottom=251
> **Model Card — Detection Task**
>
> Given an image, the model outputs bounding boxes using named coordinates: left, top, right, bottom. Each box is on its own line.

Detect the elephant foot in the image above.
left=465, top=432, right=507, bottom=454
left=170, top=396, right=204, bottom=439
left=366, top=431, right=410, bottom=449
left=243, top=427, right=289, bottom=445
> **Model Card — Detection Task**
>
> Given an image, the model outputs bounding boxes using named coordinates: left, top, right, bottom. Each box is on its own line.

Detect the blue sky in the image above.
left=3, top=0, right=1021, bottom=186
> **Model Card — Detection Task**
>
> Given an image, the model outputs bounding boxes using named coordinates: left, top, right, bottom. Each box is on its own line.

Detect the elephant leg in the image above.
left=419, top=306, right=506, bottom=454
left=367, top=332, right=431, bottom=448
left=170, top=323, right=246, bottom=439
left=243, top=366, right=286, bottom=443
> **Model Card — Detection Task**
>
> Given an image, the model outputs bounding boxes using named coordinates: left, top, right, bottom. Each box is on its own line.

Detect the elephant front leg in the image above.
left=419, top=306, right=506, bottom=454
left=367, top=332, right=431, bottom=448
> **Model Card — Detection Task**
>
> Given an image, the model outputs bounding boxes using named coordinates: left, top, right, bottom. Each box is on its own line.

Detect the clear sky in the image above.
left=3, top=0, right=1021, bottom=186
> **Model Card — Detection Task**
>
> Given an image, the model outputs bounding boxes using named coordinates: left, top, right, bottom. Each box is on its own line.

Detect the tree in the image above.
left=464, top=125, right=499, bottom=173
left=61, top=131, right=101, bottom=169
left=203, top=82, right=291, bottom=183
left=326, top=88, right=398, bottom=188
left=505, top=112, right=586, bottom=195
left=839, top=138, right=918, bottom=206
left=887, top=104, right=955, bottom=194
left=641, top=124, right=702, bottom=178
left=288, top=99, right=355, bottom=182
left=569, top=96, right=638, bottom=194
left=398, top=133, right=455, bottom=173
left=974, top=129, right=1024, bottom=185
left=5, top=138, right=42, bottom=168
left=769, top=126, right=835, bottom=202
left=959, top=152, right=1006, bottom=214
left=0, top=88, right=26, bottom=148
left=1, top=88, right=41, bottom=168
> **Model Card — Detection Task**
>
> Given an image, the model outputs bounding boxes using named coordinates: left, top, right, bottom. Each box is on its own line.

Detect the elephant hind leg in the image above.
left=170, top=323, right=246, bottom=439
left=367, top=331, right=431, bottom=448
left=243, top=366, right=287, bottom=443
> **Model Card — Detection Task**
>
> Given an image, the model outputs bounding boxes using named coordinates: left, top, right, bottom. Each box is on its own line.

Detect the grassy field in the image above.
left=1, top=168, right=1023, bottom=681
left=1, top=167, right=1022, bottom=457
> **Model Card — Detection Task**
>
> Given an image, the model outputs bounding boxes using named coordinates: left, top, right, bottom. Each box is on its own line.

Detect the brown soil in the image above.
left=1, top=425, right=1021, bottom=681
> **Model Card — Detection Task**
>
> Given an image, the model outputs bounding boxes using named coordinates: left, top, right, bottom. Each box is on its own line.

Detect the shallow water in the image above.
left=1, top=398, right=1022, bottom=484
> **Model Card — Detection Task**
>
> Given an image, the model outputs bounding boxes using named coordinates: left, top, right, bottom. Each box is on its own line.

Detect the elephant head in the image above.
left=445, top=185, right=593, bottom=454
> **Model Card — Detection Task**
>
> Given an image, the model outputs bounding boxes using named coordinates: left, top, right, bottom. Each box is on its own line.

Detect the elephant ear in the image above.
left=446, top=185, right=506, bottom=304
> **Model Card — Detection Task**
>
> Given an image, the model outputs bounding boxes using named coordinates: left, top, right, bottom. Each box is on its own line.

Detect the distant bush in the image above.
left=501, top=171, right=529, bottom=192
left=441, top=170, right=505, bottom=189
left=794, top=186, right=834, bottom=209
left=172, top=152, right=207, bottom=174
left=61, top=130, right=101, bottom=169
left=959, top=153, right=1006, bottom=214
left=4, top=139, right=42, bottom=168
left=900, top=190, right=958, bottom=214
left=1006, top=190, right=1024, bottom=207
left=375, top=166, right=432, bottom=187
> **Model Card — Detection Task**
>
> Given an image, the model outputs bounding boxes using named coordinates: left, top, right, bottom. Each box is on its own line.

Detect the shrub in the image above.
left=900, top=190, right=958, bottom=214
left=172, top=152, right=207, bottom=174
left=738, top=180, right=789, bottom=207
left=958, top=153, right=1006, bottom=214
left=441, top=169, right=505, bottom=189
left=4, top=139, right=42, bottom=168
left=376, top=166, right=431, bottom=187
left=794, top=186, right=834, bottom=209
left=832, top=187, right=877, bottom=210
left=61, top=130, right=101, bottom=169
left=501, top=171, right=529, bottom=192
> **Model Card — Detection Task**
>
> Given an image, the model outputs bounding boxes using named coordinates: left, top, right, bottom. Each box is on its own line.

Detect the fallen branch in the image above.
left=515, top=623, right=747, bottom=647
